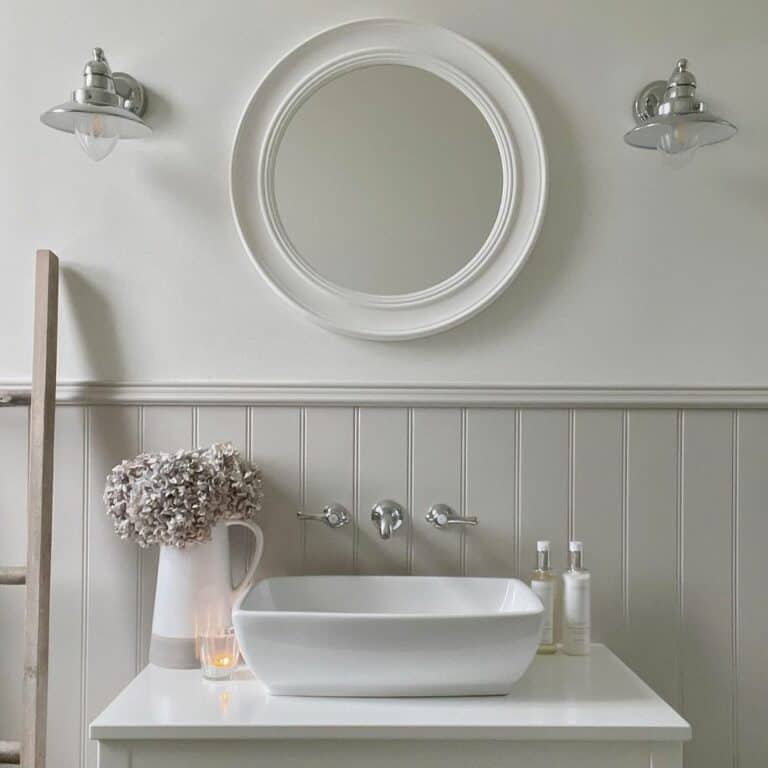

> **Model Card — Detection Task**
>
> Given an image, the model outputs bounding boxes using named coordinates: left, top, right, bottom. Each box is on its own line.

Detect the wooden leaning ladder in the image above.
left=0, top=251, right=59, bottom=768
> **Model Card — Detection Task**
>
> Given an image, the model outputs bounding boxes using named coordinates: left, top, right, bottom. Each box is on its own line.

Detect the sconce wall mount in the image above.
left=40, top=47, right=151, bottom=161
left=625, top=58, right=736, bottom=160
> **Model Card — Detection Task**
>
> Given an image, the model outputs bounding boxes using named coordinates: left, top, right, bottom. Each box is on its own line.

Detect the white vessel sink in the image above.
left=233, top=576, right=543, bottom=697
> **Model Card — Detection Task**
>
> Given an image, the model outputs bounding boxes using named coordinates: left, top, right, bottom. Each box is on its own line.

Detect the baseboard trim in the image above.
left=3, top=381, right=768, bottom=407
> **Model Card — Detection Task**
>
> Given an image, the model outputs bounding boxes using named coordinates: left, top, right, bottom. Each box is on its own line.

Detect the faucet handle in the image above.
left=297, top=503, right=349, bottom=529
left=426, top=503, right=478, bottom=529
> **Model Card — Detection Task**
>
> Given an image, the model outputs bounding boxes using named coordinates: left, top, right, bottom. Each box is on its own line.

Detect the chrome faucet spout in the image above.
left=370, top=500, right=404, bottom=540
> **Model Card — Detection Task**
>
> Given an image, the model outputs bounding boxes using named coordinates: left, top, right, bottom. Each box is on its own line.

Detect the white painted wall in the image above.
left=1, top=4, right=766, bottom=766
left=1, top=0, right=766, bottom=386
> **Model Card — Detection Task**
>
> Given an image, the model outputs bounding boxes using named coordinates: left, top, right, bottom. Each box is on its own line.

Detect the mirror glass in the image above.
left=274, top=64, right=503, bottom=295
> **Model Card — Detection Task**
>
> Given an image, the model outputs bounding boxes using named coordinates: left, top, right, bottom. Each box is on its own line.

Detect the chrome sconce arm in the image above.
left=425, top=504, right=478, bottom=529
left=297, top=503, right=350, bottom=529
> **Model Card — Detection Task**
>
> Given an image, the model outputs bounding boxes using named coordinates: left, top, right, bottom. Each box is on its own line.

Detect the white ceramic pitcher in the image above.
left=149, top=519, right=264, bottom=668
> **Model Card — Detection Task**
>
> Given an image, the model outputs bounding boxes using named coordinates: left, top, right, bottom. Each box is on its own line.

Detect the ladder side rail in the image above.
left=21, top=250, right=59, bottom=768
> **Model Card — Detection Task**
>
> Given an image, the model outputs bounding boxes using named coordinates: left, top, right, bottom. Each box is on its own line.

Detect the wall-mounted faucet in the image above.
left=371, top=500, right=404, bottom=539
left=297, top=500, right=476, bottom=537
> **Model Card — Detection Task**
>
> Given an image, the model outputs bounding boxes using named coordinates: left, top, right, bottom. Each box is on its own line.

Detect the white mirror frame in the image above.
left=230, top=19, right=547, bottom=340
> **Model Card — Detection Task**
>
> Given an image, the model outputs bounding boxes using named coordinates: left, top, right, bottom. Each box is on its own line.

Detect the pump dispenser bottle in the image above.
left=562, top=540, right=591, bottom=655
left=530, top=540, right=557, bottom=654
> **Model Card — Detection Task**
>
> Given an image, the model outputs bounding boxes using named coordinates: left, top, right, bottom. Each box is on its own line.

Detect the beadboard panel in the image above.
left=681, top=411, right=735, bottom=768
left=571, top=410, right=625, bottom=653
left=734, top=411, right=768, bottom=768
left=624, top=410, right=681, bottom=710
left=0, top=406, right=28, bottom=742
left=464, top=409, right=517, bottom=577
left=356, top=408, right=409, bottom=575
left=410, top=409, right=463, bottom=576
left=303, top=408, right=355, bottom=574
left=1, top=400, right=766, bottom=768
left=518, top=410, right=570, bottom=585
left=84, top=406, right=140, bottom=768
left=249, top=407, right=302, bottom=579
left=46, top=405, right=85, bottom=768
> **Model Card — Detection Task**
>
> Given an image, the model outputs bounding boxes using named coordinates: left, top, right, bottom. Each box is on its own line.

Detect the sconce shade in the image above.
left=40, top=47, right=150, bottom=161
left=40, top=101, right=151, bottom=138
left=624, top=111, right=736, bottom=150
left=624, top=58, right=736, bottom=158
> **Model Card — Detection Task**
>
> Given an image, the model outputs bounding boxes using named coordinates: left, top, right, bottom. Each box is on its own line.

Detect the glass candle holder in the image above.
left=198, top=626, right=240, bottom=681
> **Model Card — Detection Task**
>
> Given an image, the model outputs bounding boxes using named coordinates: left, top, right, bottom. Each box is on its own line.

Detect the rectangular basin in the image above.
left=233, top=576, right=543, bottom=697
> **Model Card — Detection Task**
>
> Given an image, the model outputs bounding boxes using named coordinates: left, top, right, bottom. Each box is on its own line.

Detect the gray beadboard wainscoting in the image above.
left=1, top=392, right=765, bottom=768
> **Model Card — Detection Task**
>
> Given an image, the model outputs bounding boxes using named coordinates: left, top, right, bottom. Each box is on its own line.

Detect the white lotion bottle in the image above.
left=530, top=540, right=557, bottom=654
left=562, top=540, right=591, bottom=655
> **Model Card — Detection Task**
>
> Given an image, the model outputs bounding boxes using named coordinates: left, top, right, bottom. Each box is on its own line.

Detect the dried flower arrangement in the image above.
left=104, top=442, right=263, bottom=549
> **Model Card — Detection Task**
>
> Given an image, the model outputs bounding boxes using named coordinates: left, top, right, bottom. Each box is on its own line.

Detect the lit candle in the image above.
left=198, top=627, right=239, bottom=680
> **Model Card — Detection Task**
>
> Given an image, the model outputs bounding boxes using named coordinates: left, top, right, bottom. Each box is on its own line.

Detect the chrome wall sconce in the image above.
left=40, top=47, right=151, bottom=162
left=624, top=58, right=736, bottom=163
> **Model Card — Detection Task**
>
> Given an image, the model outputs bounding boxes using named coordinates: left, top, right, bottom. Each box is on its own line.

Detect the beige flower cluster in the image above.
left=104, top=442, right=263, bottom=548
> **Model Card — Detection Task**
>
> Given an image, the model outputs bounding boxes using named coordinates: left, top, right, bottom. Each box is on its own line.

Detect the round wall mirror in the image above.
left=273, top=64, right=503, bottom=295
left=231, top=20, right=547, bottom=339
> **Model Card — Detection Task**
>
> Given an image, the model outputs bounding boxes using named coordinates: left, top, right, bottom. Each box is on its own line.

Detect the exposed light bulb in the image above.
left=74, top=113, right=119, bottom=161
left=656, top=122, right=700, bottom=168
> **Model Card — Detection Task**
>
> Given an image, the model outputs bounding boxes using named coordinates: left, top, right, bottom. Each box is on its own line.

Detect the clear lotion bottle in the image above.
left=530, top=540, right=557, bottom=654
left=562, top=541, right=591, bottom=655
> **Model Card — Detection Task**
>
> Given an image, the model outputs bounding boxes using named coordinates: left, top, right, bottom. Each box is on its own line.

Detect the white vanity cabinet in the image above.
left=91, top=645, right=690, bottom=768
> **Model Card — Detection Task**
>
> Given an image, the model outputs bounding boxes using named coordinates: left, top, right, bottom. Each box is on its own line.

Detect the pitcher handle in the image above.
left=226, top=519, right=264, bottom=606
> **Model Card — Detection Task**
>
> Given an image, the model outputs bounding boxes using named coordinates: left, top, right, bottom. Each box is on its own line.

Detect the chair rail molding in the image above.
left=3, top=381, right=768, bottom=407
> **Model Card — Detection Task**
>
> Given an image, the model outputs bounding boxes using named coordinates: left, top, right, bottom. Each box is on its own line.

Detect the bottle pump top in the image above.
left=568, top=540, right=584, bottom=570
left=536, top=540, right=551, bottom=570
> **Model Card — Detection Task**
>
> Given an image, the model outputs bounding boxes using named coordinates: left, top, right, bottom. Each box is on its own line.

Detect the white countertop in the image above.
left=90, top=644, right=690, bottom=742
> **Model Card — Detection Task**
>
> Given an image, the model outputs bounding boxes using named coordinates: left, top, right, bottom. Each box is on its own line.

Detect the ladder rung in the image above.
left=0, top=391, right=31, bottom=407
left=0, top=740, right=20, bottom=764
left=0, top=567, right=26, bottom=585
